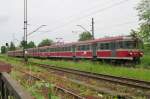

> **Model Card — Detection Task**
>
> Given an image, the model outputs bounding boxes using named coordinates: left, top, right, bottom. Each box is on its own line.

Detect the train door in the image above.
left=72, top=45, right=76, bottom=60
left=92, top=43, right=97, bottom=59
left=111, top=41, right=116, bottom=57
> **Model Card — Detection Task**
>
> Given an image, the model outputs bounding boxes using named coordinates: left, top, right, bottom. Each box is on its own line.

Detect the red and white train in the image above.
left=8, top=36, right=143, bottom=63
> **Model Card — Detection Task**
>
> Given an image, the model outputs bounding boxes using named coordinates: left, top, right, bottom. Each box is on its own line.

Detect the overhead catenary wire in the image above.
left=53, top=0, right=112, bottom=24
left=48, top=0, right=130, bottom=32
left=28, top=20, right=137, bottom=40
left=29, top=0, right=130, bottom=39
left=96, top=20, right=138, bottom=30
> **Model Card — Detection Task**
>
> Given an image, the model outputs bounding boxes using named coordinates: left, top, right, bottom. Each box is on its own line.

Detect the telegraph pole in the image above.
left=92, top=18, right=95, bottom=40
left=24, top=0, right=28, bottom=62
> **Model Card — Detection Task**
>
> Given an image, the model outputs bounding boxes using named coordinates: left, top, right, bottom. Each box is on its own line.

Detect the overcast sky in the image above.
left=0, top=0, right=140, bottom=46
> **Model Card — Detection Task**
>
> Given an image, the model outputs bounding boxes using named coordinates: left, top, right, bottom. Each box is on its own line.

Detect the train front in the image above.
left=117, top=36, right=144, bottom=64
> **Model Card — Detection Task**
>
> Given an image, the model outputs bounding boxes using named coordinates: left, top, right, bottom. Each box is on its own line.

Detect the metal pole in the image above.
left=92, top=18, right=95, bottom=40
left=23, top=0, right=25, bottom=59
left=24, top=0, right=28, bottom=62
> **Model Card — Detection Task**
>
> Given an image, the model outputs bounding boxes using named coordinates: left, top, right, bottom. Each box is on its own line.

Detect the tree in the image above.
left=78, top=32, right=93, bottom=41
left=136, top=0, right=150, bottom=23
left=38, top=39, right=53, bottom=47
left=27, top=41, right=36, bottom=48
left=9, top=42, right=16, bottom=51
left=19, top=40, right=26, bottom=48
left=1, top=46, right=6, bottom=54
left=136, top=0, right=150, bottom=43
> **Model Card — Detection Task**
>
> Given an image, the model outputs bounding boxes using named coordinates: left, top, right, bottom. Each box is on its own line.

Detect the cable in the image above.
left=29, top=0, right=130, bottom=39
left=53, top=0, right=112, bottom=23
left=29, top=20, right=137, bottom=40
left=96, top=20, right=137, bottom=30
left=48, top=0, right=130, bottom=32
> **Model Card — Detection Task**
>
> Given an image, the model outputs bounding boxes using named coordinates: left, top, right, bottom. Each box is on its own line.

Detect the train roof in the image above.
left=39, top=35, right=132, bottom=48
left=8, top=35, right=133, bottom=52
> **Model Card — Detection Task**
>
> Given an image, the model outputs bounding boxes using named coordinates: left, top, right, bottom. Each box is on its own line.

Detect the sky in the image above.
left=0, top=0, right=140, bottom=46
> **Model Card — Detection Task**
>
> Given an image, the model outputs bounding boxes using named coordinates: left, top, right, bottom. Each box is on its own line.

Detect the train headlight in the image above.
left=129, top=52, right=133, bottom=55
left=140, top=52, right=144, bottom=56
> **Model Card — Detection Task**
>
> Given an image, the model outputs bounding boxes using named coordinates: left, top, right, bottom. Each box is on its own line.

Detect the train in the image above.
left=8, top=35, right=143, bottom=64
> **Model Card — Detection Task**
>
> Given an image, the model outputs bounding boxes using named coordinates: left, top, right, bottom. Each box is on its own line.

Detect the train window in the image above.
left=66, top=47, right=71, bottom=51
left=66, top=47, right=68, bottom=51
left=79, top=46, right=81, bottom=51
left=100, top=43, right=104, bottom=49
left=80, top=46, right=84, bottom=51
left=105, top=43, right=110, bottom=49
left=47, top=48, right=50, bottom=52
left=98, top=43, right=110, bottom=50
left=118, top=41, right=123, bottom=48
left=61, top=47, right=64, bottom=51
left=77, top=45, right=90, bottom=51
left=56, top=48, right=59, bottom=52
left=54, top=48, right=56, bottom=52
left=51, top=48, right=54, bottom=52
left=59, top=47, right=62, bottom=51
left=85, top=45, right=90, bottom=50
left=42, top=49, right=44, bottom=52
left=124, top=41, right=136, bottom=49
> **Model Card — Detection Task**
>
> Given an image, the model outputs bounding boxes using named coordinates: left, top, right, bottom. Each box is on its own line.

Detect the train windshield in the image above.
left=124, top=41, right=137, bottom=49
left=124, top=39, right=144, bottom=49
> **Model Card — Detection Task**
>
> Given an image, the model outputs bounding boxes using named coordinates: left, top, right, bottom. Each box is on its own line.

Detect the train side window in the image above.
left=56, top=48, right=58, bottom=52
left=59, top=47, right=62, bottom=51
left=66, top=47, right=69, bottom=51
left=100, top=43, right=104, bottom=50
left=105, top=43, right=110, bottom=49
left=64, top=47, right=66, bottom=51
left=62, top=47, right=65, bottom=51
left=42, top=49, right=44, bottom=52
left=48, top=48, right=51, bottom=52
left=69, top=47, right=71, bottom=51
left=85, top=45, right=90, bottom=50
left=78, top=46, right=80, bottom=51
left=51, top=48, right=54, bottom=52
left=118, top=41, right=123, bottom=48
left=81, top=45, right=84, bottom=51
left=57, top=48, right=59, bottom=52
left=46, top=48, right=49, bottom=52
left=79, top=46, right=81, bottom=51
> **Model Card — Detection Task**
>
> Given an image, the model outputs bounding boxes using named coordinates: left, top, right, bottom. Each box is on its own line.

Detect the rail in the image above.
left=30, top=62, right=150, bottom=90
left=0, top=72, right=33, bottom=99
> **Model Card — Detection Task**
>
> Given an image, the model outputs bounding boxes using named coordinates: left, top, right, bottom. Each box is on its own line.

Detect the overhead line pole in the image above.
left=24, top=0, right=28, bottom=62
left=92, top=18, right=95, bottom=40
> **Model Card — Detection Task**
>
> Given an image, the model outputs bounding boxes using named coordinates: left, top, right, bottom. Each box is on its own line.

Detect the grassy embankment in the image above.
left=137, top=54, right=150, bottom=68
left=1, top=54, right=150, bottom=82
left=29, top=56, right=150, bottom=82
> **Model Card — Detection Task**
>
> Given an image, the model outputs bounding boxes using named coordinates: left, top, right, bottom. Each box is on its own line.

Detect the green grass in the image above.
left=1, top=54, right=150, bottom=81
left=29, top=58, right=150, bottom=82
left=136, top=55, right=150, bottom=68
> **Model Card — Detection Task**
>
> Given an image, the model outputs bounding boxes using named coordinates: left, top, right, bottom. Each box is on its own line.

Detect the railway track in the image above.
left=20, top=70, right=86, bottom=99
left=30, top=62, right=150, bottom=90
